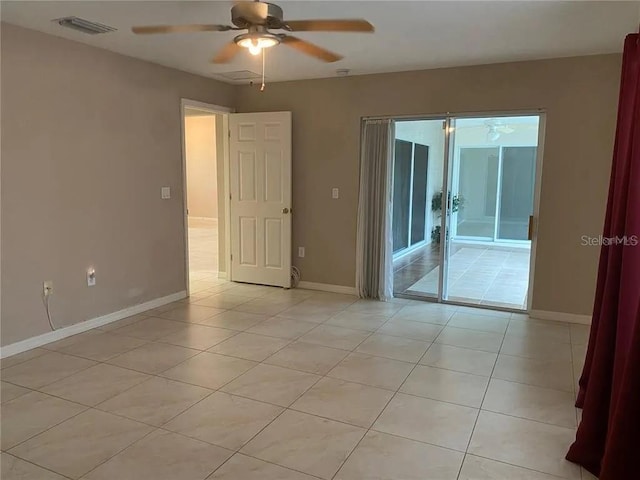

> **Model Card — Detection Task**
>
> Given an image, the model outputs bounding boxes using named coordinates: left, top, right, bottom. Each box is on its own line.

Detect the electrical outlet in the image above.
left=298, top=247, right=305, bottom=258
left=332, top=188, right=339, bottom=199
left=43, top=280, right=54, bottom=297
left=87, top=268, right=96, bottom=287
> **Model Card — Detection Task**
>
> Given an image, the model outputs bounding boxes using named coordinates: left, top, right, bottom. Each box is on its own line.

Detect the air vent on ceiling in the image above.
left=54, top=16, right=117, bottom=35
left=218, top=70, right=263, bottom=81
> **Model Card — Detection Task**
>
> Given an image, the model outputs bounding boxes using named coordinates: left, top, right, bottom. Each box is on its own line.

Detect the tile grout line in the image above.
left=461, top=452, right=573, bottom=480
left=4, top=404, right=91, bottom=455
left=201, top=337, right=342, bottom=480
left=454, top=314, right=508, bottom=480
left=218, top=452, right=326, bottom=480
left=1, top=451, right=77, bottom=480
left=74, top=425, right=161, bottom=479
left=328, top=299, right=487, bottom=477
left=329, top=326, right=428, bottom=479
left=0, top=349, right=50, bottom=371
left=342, top=313, right=453, bottom=474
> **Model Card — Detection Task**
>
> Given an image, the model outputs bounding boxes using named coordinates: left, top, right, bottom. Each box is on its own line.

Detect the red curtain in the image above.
left=566, top=33, right=640, bottom=479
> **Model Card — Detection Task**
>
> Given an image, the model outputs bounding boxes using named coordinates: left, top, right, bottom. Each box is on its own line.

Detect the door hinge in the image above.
left=229, top=193, right=232, bottom=200
left=228, top=130, right=231, bottom=138
left=230, top=254, right=233, bottom=262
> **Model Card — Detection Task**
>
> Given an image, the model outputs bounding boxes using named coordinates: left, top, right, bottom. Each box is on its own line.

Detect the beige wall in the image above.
left=236, top=54, right=621, bottom=315
left=0, top=23, right=235, bottom=346
left=185, top=114, right=218, bottom=218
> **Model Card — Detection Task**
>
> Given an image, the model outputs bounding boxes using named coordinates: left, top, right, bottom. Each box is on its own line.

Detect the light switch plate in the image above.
left=161, top=187, right=171, bottom=199
left=332, top=188, right=339, bottom=199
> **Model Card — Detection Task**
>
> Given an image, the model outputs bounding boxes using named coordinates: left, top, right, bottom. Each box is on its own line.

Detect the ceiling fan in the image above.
left=485, top=119, right=515, bottom=141
left=131, top=0, right=374, bottom=64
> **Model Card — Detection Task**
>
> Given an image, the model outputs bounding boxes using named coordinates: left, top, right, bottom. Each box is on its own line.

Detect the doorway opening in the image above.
left=389, top=113, right=544, bottom=312
left=181, top=100, right=231, bottom=295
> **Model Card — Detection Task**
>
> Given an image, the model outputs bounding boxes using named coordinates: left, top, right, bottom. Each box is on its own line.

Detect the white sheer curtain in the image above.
left=356, top=119, right=394, bottom=300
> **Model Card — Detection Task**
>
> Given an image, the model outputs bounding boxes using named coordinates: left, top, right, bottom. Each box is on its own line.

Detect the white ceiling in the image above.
left=2, top=1, right=638, bottom=83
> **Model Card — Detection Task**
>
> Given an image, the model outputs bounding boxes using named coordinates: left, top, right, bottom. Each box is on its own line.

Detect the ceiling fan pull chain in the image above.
left=260, top=48, right=266, bottom=91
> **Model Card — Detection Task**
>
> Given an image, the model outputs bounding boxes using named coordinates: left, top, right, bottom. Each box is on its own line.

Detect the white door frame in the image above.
left=180, top=99, right=233, bottom=296
left=527, top=113, right=546, bottom=311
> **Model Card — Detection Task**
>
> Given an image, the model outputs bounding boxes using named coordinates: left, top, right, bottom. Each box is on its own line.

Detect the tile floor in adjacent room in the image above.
left=188, top=217, right=219, bottom=284
left=1, top=282, right=591, bottom=480
left=394, top=243, right=530, bottom=310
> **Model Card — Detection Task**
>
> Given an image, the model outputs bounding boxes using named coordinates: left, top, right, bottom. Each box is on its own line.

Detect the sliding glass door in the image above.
left=388, top=113, right=542, bottom=311
left=391, top=119, right=445, bottom=299
left=443, top=115, right=541, bottom=310
left=452, top=145, right=536, bottom=242
left=498, top=146, right=536, bottom=241
left=453, top=147, right=499, bottom=239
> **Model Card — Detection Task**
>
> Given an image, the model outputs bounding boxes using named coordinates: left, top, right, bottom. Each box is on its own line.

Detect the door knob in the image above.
left=282, top=208, right=290, bottom=214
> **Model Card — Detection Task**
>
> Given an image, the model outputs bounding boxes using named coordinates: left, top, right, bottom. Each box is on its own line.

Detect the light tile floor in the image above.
left=1, top=285, right=591, bottom=480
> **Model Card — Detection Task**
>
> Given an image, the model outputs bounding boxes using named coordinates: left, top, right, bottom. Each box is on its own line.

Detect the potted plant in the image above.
left=430, top=191, right=462, bottom=244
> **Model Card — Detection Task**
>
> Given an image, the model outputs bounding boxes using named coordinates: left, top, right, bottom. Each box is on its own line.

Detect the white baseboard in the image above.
left=298, top=281, right=357, bottom=296
left=529, top=309, right=591, bottom=325
left=0, top=291, right=187, bottom=359
left=217, top=271, right=227, bottom=280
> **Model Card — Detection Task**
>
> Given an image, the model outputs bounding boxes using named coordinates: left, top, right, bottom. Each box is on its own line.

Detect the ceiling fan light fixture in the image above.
left=235, top=33, right=280, bottom=55
left=487, top=127, right=501, bottom=142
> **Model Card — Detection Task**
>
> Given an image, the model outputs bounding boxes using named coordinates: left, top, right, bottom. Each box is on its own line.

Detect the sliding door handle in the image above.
left=528, top=215, right=534, bottom=240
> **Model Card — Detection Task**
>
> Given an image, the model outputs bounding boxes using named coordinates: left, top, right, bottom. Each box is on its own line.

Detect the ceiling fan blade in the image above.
left=132, top=24, right=232, bottom=34
left=281, top=36, right=343, bottom=62
left=284, top=19, right=374, bottom=32
left=212, top=42, right=242, bottom=64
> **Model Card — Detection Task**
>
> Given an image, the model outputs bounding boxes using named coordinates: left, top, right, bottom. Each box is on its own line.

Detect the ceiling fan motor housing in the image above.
left=231, top=2, right=285, bottom=29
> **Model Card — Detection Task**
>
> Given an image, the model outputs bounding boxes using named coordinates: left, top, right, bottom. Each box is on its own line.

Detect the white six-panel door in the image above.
left=229, top=112, right=292, bottom=288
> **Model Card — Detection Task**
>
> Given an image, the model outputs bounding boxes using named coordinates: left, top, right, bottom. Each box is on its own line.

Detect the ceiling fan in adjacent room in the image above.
left=485, top=119, right=515, bottom=141
left=131, top=0, right=374, bottom=64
